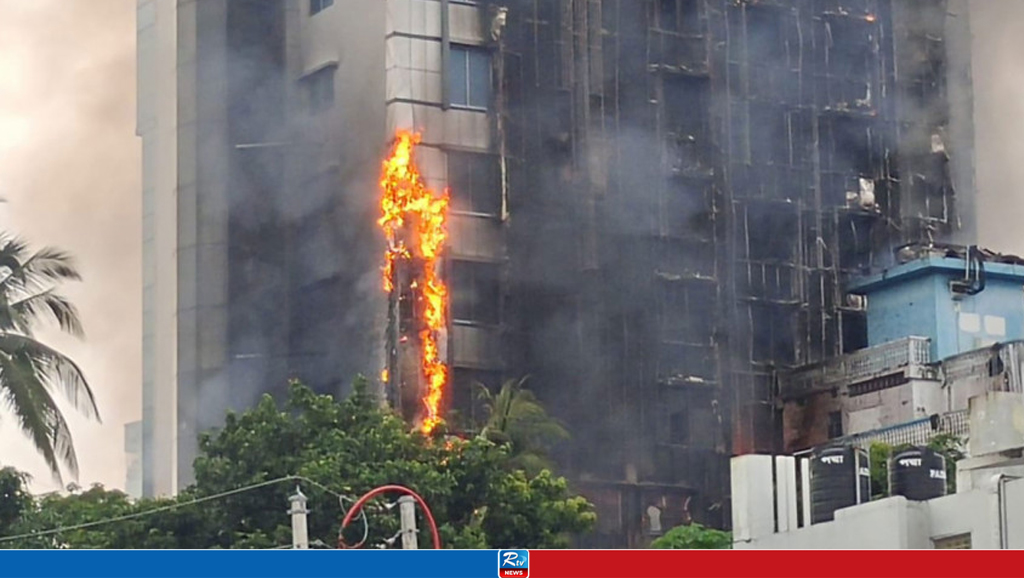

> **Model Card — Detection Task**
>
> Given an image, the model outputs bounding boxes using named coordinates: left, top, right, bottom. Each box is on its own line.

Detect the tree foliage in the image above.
left=0, top=236, right=97, bottom=483
left=0, top=379, right=595, bottom=549
left=476, top=377, right=569, bottom=475
left=868, top=434, right=965, bottom=499
left=868, top=442, right=893, bottom=500
left=650, top=524, right=732, bottom=549
left=927, top=433, right=965, bottom=495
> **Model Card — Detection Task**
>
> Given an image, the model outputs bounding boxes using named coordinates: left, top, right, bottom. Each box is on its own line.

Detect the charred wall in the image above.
left=500, top=0, right=969, bottom=544
left=225, top=0, right=290, bottom=409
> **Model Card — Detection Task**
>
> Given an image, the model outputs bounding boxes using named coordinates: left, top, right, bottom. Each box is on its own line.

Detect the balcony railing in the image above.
left=941, top=340, right=1024, bottom=395
left=781, top=336, right=934, bottom=399
left=831, top=410, right=969, bottom=450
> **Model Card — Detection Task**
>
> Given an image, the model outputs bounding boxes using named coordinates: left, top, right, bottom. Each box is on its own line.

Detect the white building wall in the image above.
left=844, top=378, right=944, bottom=436
left=736, top=498, right=926, bottom=550
left=1006, top=477, right=1024, bottom=548
left=735, top=491, right=1010, bottom=549
left=384, top=0, right=500, bottom=377
left=732, top=457, right=1024, bottom=549
left=927, top=489, right=1000, bottom=549
left=136, top=0, right=178, bottom=498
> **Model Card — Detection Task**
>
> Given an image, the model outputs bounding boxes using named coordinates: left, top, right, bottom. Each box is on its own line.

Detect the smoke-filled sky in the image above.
left=0, top=0, right=140, bottom=492
left=970, top=1, right=1024, bottom=256
left=0, top=1, right=1022, bottom=494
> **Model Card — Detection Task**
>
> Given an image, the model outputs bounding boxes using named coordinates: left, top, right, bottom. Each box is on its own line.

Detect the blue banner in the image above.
left=0, top=550, right=504, bottom=578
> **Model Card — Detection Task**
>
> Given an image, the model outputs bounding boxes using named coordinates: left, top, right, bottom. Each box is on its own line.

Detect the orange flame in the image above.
left=379, top=131, right=449, bottom=435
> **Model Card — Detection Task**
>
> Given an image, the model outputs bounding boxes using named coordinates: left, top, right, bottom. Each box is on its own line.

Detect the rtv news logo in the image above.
left=498, top=550, right=529, bottom=578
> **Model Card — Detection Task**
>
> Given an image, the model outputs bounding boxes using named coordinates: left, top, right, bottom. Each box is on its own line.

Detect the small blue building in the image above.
left=849, top=246, right=1024, bottom=362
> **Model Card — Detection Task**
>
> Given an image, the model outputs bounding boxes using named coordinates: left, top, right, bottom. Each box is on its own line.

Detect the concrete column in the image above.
left=398, top=495, right=419, bottom=550
left=775, top=456, right=798, bottom=533
left=289, top=487, right=310, bottom=549
left=731, top=455, right=776, bottom=544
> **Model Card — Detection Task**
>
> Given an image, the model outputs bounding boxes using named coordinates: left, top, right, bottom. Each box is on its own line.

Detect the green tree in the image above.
left=0, top=468, right=32, bottom=535
left=868, top=442, right=893, bottom=499
left=0, top=378, right=595, bottom=549
left=927, top=433, right=964, bottom=495
left=475, top=377, right=569, bottom=474
left=650, top=523, right=732, bottom=549
left=0, top=236, right=97, bottom=483
left=868, top=434, right=964, bottom=499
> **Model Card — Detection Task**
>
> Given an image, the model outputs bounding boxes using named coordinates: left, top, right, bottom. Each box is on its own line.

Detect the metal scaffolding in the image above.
left=499, top=0, right=965, bottom=545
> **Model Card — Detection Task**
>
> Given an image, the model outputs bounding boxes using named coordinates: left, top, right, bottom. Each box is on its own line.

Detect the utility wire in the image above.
left=0, top=475, right=369, bottom=546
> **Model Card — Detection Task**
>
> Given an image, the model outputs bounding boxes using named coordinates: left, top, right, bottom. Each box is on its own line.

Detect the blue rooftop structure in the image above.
left=849, top=247, right=1024, bottom=362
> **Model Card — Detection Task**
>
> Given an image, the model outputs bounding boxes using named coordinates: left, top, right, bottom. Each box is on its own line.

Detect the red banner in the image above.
left=529, top=550, right=1024, bottom=578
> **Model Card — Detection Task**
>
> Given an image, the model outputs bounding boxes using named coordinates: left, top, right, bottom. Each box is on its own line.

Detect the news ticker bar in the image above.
left=0, top=550, right=1022, bottom=578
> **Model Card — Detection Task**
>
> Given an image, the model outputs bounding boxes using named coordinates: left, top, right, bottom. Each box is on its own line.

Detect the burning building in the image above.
left=137, top=0, right=975, bottom=546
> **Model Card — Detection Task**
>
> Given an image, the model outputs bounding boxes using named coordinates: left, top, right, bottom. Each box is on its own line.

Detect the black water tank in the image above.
left=810, top=445, right=871, bottom=524
left=889, top=447, right=947, bottom=501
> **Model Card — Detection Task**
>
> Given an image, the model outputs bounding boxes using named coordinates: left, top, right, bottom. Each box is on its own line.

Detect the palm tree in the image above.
left=0, top=235, right=97, bottom=483
left=476, top=376, right=569, bottom=474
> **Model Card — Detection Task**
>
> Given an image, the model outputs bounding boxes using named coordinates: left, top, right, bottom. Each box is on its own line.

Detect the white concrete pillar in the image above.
left=289, top=487, right=309, bottom=549
left=731, top=455, right=776, bottom=543
left=775, top=456, right=798, bottom=533
left=398, top=495, right=419, bottom=550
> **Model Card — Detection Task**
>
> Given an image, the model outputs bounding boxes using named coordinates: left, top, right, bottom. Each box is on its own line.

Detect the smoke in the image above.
left=0, top=0, right=140, bottom=492
left=178, top=0, right=389, bottom=445
left=969, top=1, right=1024, bottom=256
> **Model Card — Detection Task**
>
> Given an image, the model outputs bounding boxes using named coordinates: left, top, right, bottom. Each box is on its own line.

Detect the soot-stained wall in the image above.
left=499, top=0, right=972, bottom=543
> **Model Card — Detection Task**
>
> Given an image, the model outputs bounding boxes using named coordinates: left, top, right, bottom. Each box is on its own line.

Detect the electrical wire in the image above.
left=338, top=485, right=440, bottom=549
left=0, top=474, right=367, bottom=546
left=337, top=494, right=370, bottom=547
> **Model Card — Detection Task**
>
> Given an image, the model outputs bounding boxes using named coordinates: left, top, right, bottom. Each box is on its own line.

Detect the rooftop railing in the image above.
left=781, top=336, right=934, bottom=399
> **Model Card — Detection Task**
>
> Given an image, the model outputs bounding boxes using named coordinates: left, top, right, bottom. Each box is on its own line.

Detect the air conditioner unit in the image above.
left=846, top=294, right=868, bottom=311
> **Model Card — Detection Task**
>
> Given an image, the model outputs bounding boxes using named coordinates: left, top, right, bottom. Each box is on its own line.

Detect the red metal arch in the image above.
left=338, top=484, right=441, bottom=549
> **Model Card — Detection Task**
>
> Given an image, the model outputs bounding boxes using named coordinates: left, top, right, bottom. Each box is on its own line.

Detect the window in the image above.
left=449, top=46, right=491, bottom=109
left=448, top=152, right=501, bottom=215
left=933, top=533, right=972, bottom=549
left=452, top=368, right=500, bottom=425
left=827, top=411, right=843, bottom=439
left=309, top=0, right=333, bottom=16
left=306, top=67, right=334, bottom=114
left=451, top=260, right=500, bottom=325
left=669, top=411, right=689, bottom=444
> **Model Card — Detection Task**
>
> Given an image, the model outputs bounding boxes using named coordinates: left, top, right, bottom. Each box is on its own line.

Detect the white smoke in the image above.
left=0, top=0, right=140, bottom=492
left=971, top=1, right=1024, bottom=255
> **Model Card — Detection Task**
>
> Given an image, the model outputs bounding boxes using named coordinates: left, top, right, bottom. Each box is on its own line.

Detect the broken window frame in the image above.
left=450, top=259, right=501, bottom=326
left=448, top=151, right=502, bottom=217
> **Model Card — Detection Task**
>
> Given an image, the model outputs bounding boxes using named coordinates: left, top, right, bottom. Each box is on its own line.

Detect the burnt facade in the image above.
left=141, top=0, right=975, bottom=546
left=497, top=0, right=974, bottom=545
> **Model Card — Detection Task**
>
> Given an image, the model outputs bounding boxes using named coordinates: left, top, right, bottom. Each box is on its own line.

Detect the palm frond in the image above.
left=473, top=376, right=569, bottom=473
left=0, top=350, right=76, bottom=483
left=7, top=289, right=85, bottom=337
left=0, top=334, right=98, bottom=422
left=0, top=240, right=82, bottom=296
left=0, top=236, right=89, bottom=483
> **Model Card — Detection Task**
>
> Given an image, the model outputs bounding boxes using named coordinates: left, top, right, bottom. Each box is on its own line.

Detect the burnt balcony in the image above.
left=779, top=336, right=935, bottom=400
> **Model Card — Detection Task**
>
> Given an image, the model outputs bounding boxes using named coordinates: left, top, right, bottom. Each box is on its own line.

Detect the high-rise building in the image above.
left=499, top=0, right=975, bottom=546
left=137, top=0, right=503, bottom=497
left=137, top=0, right=975, bottom=546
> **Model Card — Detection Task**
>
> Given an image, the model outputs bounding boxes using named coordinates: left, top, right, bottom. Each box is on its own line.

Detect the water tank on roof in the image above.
left=889, top=447, right=947, bottom=501
left=810, top=445, right=871, bottom=524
